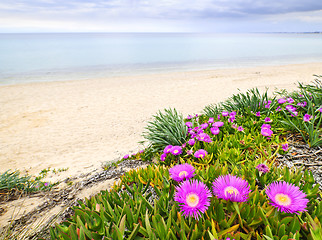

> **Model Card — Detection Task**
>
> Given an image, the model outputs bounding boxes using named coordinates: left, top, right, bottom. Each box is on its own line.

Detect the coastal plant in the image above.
left=142, top=108, right=188, bottom=153
left=220, top=88, right=276, bottom=115
left=50, top=164, right=321, bottom=240
left=203, top=103, right=223, bottom=118
left=0, top=170, right=54, bottom=201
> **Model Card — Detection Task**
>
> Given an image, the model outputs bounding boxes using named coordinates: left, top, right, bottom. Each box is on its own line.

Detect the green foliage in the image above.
left=142, top=108, right=188, bottom=153
left=220, top=88, right=276, bottom=115
left=203, top=103, right=223, bottom=118
left=51, top=164, right=321, bottom=240
left=0, top=170, right=54, bottom=195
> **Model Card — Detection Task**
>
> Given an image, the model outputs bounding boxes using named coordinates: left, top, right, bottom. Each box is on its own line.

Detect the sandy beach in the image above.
left=1, top=62, right=322, bottom=182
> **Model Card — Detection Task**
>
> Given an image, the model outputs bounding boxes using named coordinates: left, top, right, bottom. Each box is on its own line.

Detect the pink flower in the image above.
left=286, top=105, right=297, bottom=113
left=164, top=145, right=173, bottom=153
left=200, top=123, right=209, bottom=129
left=222, top=111, right=229, bottom=117
left=232, top=124, right=238, bottom=129
left=287, top=97, right=294, bottom=103
left=186, top=115, right=193, bottom=120
left=303, top=114, right=312, bottom=122
left=237, top=126, right=244, bottom=131
left=282, top=143, right=289, bottom=152
left=256, top=112, right=261, bottom=117
left=318, top=106, right=322, bottom=112
left=123, top=154, right=130, bottom=159
left=228, top=117, right=235, bottom=123
left=211, top=127, right=220, bottom=135
left=194, top=149, right=208, bottom=158
left=169, top=163, right=195, bottom=182
left=208, top=118, right=214, bottom=123
left=256, top=164, right=270, bottom=173
left=170, top=146, right=183, bottom=155
left=278, top=98, right=286, bottom=104
left=213, top=121, right=224, bottom=128
left=264, top=117, right=271, bottom=122
left=276, top=106, right=281, bottom=111
left=261, top=124, right=271, bottom=129
left=261, top=124, right=273, bottom=137
left=197, top=133, right=212, bottom=143
left=188, top=138, right=195, bottom=146
left=187, top=150, right=193, bottom=155
left=174, top=180, right=212, bottom=219
left=212, top=175, right=251, bottom=202
left=160, top=153, right=167, bottom=161
left=185, top=122, right=193, bottom=128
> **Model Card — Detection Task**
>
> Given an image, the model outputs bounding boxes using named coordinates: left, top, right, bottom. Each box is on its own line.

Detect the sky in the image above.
left=0, top=0, right=322, bottom=33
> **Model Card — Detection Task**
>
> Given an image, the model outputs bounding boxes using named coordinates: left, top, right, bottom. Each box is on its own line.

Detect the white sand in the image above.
left=1, top=62, right=321, bottom=182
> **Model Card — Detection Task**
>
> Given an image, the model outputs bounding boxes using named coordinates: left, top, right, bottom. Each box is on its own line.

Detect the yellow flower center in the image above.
left=173, top=150, right=179, bottom=154
left=224, top=186, right=239, bottom=196
left=186, top=193, right=199, bottom=207
left=275, top=194, right=291, bottom=206
left=179, top=171, right=188, bottom=178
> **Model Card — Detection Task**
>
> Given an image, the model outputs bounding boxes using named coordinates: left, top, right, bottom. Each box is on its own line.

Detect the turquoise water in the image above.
left=1, top=33, right=322, bottom=85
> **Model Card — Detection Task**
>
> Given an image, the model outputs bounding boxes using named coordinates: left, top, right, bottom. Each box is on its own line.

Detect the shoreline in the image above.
left=1, top=62, right=322, bottom=183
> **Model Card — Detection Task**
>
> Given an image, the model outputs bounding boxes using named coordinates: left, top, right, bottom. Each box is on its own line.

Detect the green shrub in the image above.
left=142, top=108, right=188, bottom=153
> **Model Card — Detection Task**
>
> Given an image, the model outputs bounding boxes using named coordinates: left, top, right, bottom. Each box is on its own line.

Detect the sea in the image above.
left=1, top=32, right=322, bottom=85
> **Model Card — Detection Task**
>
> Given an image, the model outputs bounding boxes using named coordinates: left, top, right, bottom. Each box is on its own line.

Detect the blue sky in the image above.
left=0, top=0, right=322, bottom=33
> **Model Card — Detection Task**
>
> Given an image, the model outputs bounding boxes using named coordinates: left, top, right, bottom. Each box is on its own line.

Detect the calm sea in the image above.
left=1, top=33, right=322, bottom=85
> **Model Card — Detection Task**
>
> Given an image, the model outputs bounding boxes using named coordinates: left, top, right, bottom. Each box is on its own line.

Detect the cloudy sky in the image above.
left=0, top=0, right=322, bottom=33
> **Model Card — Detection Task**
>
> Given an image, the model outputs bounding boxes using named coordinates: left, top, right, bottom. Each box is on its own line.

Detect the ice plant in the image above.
left=188, top=138, right=195, bottom=146
left=160, top=153, right=167, bottom=161
left=237, top=126, right=244, bottom=131
left=266, top=181, right=309, bottom=214
left=174, top=179, right=212, bottom=219
left=256, top=163, right=270, bottom=173
left=123, top=154, right=130, bottom=159
left=194, top=149, right=208, bottom=158
left=210, top=127, right=220, bottom=135
left=170, top=146, right=182, bottom=155
left=222, top=111, right=229, bottom=117
left=264, top=117, right=271, bottom=122
left=208, top=117, right=214, bottom=123
left=282, top=143, right=289, bottom=152
left=255, top=111, right=261, bottom=117
left=197, top=133, right=212, bottom=143
left=287, top=97, right=294, bottom=103
left=278, top=98, right=286, bottom=104
left=261, top=124, right=273, bottom=137
left=169, top=163, right=195, bottom=182
left=303, top=114, right=312, bottom=122
left=212, top=175, right=251, bottom=202
left=213, top=121, right=224, bottom=128
left=185, top=122, right=193, bottom=128
left=164, top=145, right=173, bottom=153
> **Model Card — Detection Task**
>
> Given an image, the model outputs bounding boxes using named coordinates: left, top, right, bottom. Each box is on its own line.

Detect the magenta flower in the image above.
left=123, top=154, right=130, bottom=159
left=188, top=138, right=195, bottom=146
left=256, top=163, right=270, bottom=173
left=187, top=115, right=193, bottom=120
left=256, top=112, right=261, bottom=117
left=286, top=105, right=297, bottom=113
left=185, top=122, right=193, bottom=128
left=211, top=127, right=220, bottom=135
left=212, top=175, right=251, bottom=202
left=261, top=124, right=271, bottom=129
left=169, top=163, right=195, bottom=182
left=170, top=146, right=183, bottom=155
left=287, top=97, right=294, bottom=103
left=282, top=143, right=289, bottom=152
left=261, top=127, right=273, bottom=137
left=229, top=111, right=237, bottom=117
left=266, top=181, right=309, bottom=214
left=278, top=98, right=286, bottom=104
left=208, top=118, right=214, bottom=123
left=303, top=114, right=312, bottom=122
left=237, top=126, right=244, bottom=131
left=264, top=117, right=271, bottom=122
left=164, top=145, right=173, bottom=153
left=200, top=123, right=209, bottom=129
left=222, top=111, right=229, bottom=117
left=276, top=106, right=281, bottom=111
left=197, top=133, right=212, bottom=143
left=297, top=101, right=307, bottom=107
left=291, top=112, right=298, bottom=117
left=194, top=149, right=208, bottom=158
left=174, top=179, right=212, bottom=219
left=232, top=124, right=238, bottom=129
left=318, top=107, right=322, bottom=112
left=217, top=114, right=221, bottom=120
left=213, top=121, right=224, bottom=128
left=160, top=153, right=167, bottom=161
left=228, top=117, right=235, bottom=123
